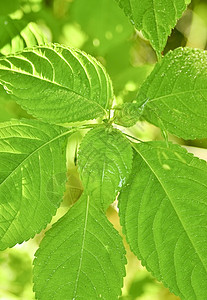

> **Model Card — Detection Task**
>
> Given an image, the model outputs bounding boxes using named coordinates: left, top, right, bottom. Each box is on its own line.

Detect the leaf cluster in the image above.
left=1, top=1, right=207, bottom=300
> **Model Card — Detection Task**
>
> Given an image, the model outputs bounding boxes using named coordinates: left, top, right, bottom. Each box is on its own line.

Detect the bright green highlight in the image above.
left=0, top=119, right=72, bottom=250
left=34, top=194, right=126, bottom=300
left=0, top=16, right=47, bottom=56
left=0, top=44, right=113, bottom=123
left=136, top=47, right=207, bottom=139
left=78, top=126, right=133, bottom=210
left=119, top=141, right=207, bottom=300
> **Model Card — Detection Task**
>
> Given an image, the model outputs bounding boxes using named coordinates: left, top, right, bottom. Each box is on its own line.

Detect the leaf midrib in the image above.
left=72, top=195, right=90, bottom=299
left=0, top=127, right=75, bottom=188
left=0, top=68, right=107, bottom=114
left=133, top=144, right=207, bottom=274
left=142, top=88, right=207, bottom=105
left=151, top=0, right=160, bottom=49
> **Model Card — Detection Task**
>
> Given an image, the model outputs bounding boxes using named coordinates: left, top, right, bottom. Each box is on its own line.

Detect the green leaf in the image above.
left=115, top=0, right=189, bottom=55
left=0, top=44, right=113, bottom=123
left=78, top=126, right=133, bottom=210
left=0, top=16, right=47, bottom=56
left=0, top=119, right=73, bottom=250
left=136, top=47, right=207, bottom=139
left=114, top=103, right=144, bottom=127
left=119, top=141, right=207, bottom=299
left=34, top=194, right=126, bottom=299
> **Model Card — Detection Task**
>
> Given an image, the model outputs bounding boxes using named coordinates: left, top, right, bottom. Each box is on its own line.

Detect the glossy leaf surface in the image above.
left=0, top=44, right=113, bottom=123
left=78, top=126, right=133, bottom=210
left=0, top=119, right=72, bottom=250
left=34, top=194, right=126, bottom=299
left=136, top=48, right=207, bottom=139
left=119, top=141, right=207, bottom=300
left=115, top=0, right=190, bottom=55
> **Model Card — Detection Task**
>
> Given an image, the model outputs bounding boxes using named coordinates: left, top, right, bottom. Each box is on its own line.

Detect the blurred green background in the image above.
left=0, top=0, right=207, bottom=299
